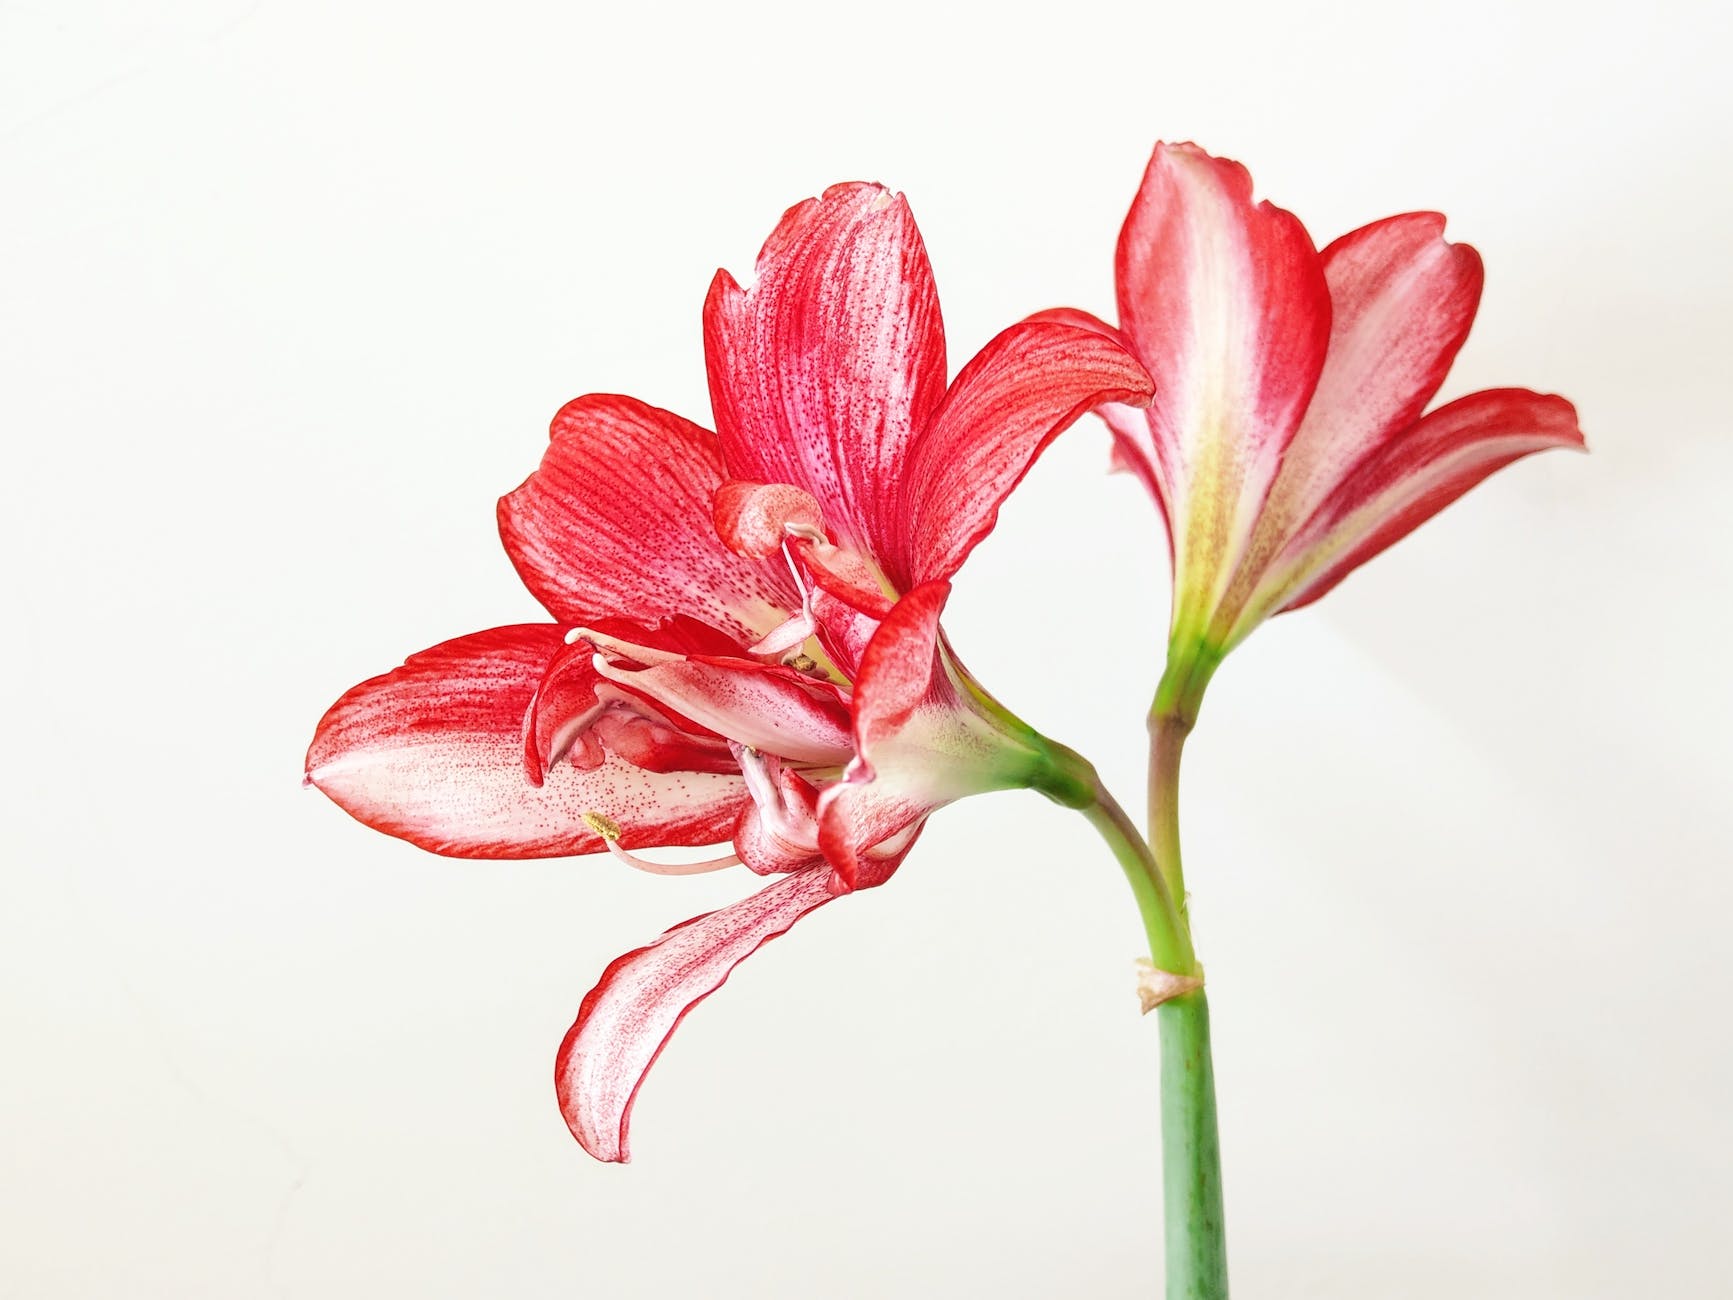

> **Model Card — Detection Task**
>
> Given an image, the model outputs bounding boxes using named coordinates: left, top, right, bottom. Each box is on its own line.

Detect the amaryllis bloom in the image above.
left=307, top=183, right=1152, bottom=1161
left=1037, top=142, right=1585, bottom=699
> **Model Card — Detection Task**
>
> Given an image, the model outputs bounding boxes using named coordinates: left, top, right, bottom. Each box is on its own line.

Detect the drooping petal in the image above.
left=1021, top=307, right=1171, bottom=530
left=901, top=320, right=1153, bottom=586
left=1250, top=389, right=1585, bottom=625
left=498, top=394, right=797, bottom=643
left=817, top=581, right=1042, bottom=890
left=306, top=626, right=749, bottom=857
left=1114, top=142, right=1332, bottom=629
left=555, top=865, right=837, bottom=1162
left=1252, top=212, right=1484, bottom=542
left=579, top=629, right=855, bottom=766
left=1021, top=306, right=1129, bottom=350
left=703, top=183, right=946, bottom=560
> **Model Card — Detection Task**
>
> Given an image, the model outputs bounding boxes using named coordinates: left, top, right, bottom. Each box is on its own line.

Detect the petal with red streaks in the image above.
left=704, top=183, right=946, bottom=563
left=498, top=394, right=796, bottom=643
left=555, top=866, right=837, bottom=1162
left=306, top=626, right=749, bottom=857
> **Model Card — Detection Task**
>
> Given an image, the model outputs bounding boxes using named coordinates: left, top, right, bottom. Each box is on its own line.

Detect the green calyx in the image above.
left=1153, top=631, right=1226, bottom=728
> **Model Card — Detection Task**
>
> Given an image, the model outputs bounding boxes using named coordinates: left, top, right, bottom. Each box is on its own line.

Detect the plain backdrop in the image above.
left=4, top=1, right=1729, bottom=1296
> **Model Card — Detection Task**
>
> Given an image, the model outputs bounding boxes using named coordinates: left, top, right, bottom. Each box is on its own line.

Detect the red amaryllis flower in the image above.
left=306, top=183, right=1152, bottom=1160
left=1036, top=142, right=1585, bottom=695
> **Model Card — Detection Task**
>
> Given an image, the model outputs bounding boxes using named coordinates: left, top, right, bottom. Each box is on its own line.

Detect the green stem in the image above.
left=1074, top=777, right=1195, bottom=979
left=1157, top=991, right=1226, bottom=1298
left=1148, top=651, right=1228, bottom=1299
left=1023, top=676, right=1227, bottom=1296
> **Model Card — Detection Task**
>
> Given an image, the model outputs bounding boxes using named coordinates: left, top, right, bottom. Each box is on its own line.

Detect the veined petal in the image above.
left=1240, top=389, right=1585, bottom=632
left=1020, top=308, right=1173, bottom=536
left=306, top=626, right=749, bottom=857
left=555, top=865, right=837, bottom=1162
left=1114, top=142, right=1331, bottom=632
left=903, top=321, right=1153, bottom=586
left=498, top=394, right=797, bottom=643
left=580, top=629, right=855, bottom=766
left=1021, top=306, right=1129, bottom=351
left=1252, top=212, right=1484, bottom=542
left=704, top=183, right=946, bottom=562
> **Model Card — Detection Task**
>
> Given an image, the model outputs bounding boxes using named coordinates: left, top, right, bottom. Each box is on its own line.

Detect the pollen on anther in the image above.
left=582, top=810, right=623, bottom=841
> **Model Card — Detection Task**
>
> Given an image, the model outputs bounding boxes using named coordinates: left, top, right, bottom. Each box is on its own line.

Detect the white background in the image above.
left=5, top=1, right=1729, bottom=1296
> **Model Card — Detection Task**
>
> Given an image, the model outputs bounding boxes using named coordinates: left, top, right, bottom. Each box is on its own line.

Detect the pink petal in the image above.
left=555, top=865, right=837, bottom=1162
left=731, top=748, right=825, bottom=875
left=498, top=394, right=797, bottom=644
left=1257, top=212, right=1484, bottom=536
left=1113, top=143, right=1331, bottom=607
left=306, top=626, right=750, bottom=857
left=903, top=320, right=1153, bottom=586
left=703, top=183, right=946, bottom=562
left=1264, top=388, right=1585, bottom=619
left=524, top=620, right=742, bottom=782
left=580, top=630, right=855, bottom=766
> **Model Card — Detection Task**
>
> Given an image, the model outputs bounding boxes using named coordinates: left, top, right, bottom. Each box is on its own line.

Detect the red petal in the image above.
left=1258, top=213, right=1484, bottom=535
left=903, top=320, right=1152, bottom=586
left=306, top=626, right=748, bottom=858
left=555, top=866, right=837, bottom=1162
left=1021, top=306, right=1129, bottom=349
left=846, top=580, right=951, bottom=760
left=498, top=395, right=797, bottom=643
left=704, top=183, right=946, bottom=563
left=1021, top=307, right=1174, bottom=537
left=1113, top=143, right=1331, bottom=601
left=817, top=581, right=951, bottom=891
left=1267, top=389, right=1585, bottom=618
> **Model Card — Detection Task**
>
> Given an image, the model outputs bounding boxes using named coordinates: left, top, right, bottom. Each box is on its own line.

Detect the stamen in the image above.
left=583, top=810, right=741, bottom=876
left=746, top=537, right=820, bottom=658
left=581, top=811, right=622, bottom=839
left=779, top=537, right=812, bottom=599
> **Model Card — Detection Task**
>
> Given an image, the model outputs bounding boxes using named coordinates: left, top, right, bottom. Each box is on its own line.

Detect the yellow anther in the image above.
left=582, top=811, right=622, bottom=841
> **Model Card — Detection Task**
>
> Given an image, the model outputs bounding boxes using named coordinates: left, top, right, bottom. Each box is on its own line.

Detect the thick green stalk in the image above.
left=1157, top=991, right=1226, bottom=1299
left=1148, top=649, right=1228, bottom=1299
